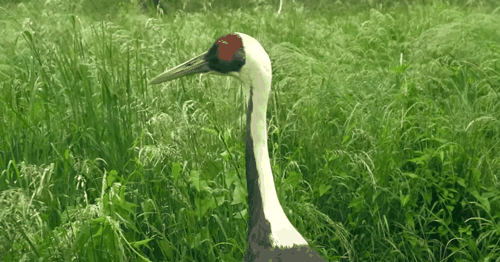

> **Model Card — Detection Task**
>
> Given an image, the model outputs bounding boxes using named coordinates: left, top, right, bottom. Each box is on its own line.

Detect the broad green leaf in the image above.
left=172, top=162, right=181, bottom=182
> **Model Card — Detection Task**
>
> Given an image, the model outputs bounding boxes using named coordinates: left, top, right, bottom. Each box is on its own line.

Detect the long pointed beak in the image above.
left=149, top=52, right=211, bottom=85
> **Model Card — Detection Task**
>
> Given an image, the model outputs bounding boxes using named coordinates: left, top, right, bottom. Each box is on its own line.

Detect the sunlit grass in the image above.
left=1, top=0, right=499, bottom=261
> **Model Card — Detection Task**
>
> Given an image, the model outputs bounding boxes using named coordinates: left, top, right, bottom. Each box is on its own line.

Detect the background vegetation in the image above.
left=1, top=0, right=499, bottom=261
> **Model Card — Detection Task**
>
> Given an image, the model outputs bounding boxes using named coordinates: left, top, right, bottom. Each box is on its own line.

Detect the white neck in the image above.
left=238, top=33, right=308, bottom=248
left=249, top=89, right=308, bottom=248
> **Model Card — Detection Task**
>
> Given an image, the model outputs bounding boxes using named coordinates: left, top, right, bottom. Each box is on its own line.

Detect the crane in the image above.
left=150, top=33, right=327, bottom=261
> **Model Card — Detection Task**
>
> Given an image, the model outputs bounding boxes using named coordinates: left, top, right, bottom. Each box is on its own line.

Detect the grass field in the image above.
left=1, top=0, right=500, bottom=261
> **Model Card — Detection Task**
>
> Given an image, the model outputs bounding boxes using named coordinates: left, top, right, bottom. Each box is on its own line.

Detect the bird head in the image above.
left=149, top=32, right=272, bottom=99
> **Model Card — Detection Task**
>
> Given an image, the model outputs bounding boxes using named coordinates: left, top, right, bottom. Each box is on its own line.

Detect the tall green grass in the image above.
left=1, top=0, right=499, bottom=261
